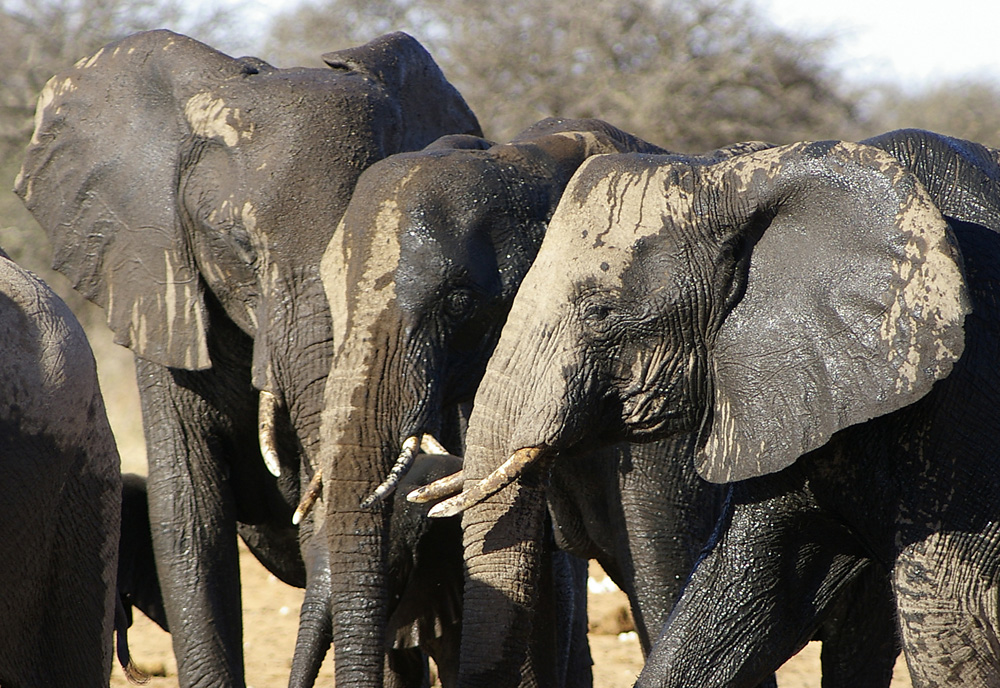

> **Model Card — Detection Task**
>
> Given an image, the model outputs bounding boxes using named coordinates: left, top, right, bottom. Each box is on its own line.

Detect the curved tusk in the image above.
left=419, top=434, right=448, bottom=455
left=360, top=435, right=421, bottom=508
left=258, top=390, right=281, bottom=477
left=406, top=470, right=464, bottom=503
left=428, top=446, right=545, bottom=518
left=293, top=469, right=323, bottom=525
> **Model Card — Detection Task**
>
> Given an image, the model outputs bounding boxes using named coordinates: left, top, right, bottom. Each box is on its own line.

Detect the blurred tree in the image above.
left=866, top=78, right=1000, bottom=148
left=264, top=0, right=862, bottom=149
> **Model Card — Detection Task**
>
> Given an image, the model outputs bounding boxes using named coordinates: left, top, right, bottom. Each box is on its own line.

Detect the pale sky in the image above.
left=762, top=0, right=1000, bottom=89
left=235, top=0, right=1000, bottom=90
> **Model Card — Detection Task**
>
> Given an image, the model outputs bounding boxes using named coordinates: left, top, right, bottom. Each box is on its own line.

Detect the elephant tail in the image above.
left=115, top=596, right=150, bottom=684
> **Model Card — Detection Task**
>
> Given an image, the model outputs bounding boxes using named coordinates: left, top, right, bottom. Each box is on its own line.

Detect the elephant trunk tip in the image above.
left=427, top=446, right=546, bottom=518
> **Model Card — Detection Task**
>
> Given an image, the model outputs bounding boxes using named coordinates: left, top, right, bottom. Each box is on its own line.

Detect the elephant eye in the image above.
left=443, top=288, right=476, bottom=321
left=227, top=223, right=257, bottom=266
left=580, top=294, right=623, bottom=337
left=583, top=303, right=611, bottom=322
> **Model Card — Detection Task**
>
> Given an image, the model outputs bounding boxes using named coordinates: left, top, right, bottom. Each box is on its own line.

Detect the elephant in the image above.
left=315, top=116, right=674, bottom=686
left=425, top=129, right=1000, bottom=686
left=118, top=473, right=168, bottom=633
left=0, top=247, right=122, bottom=687
left=14, top=29, right=481, bottom=688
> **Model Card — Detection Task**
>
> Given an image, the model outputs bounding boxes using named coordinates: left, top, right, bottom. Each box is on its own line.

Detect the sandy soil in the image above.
left=110, top=551, right=913, bottom=688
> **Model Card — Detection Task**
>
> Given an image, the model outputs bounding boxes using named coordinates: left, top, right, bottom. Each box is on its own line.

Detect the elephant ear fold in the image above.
left=323, top=32, right=481, bottom=147
left=322, top=31, right=428, bottom=91
left=697, top=141, right=969, bottom=483
left=862, top=129, right=1000, bottom=231
left=13, top=30, right=244, bottom=370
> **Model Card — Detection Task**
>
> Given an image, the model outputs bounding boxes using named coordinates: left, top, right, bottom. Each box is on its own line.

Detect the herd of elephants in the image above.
left=5, top=25, right=1000, bottom=688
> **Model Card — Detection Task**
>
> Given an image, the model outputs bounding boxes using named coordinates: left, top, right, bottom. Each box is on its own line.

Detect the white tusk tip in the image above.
left=264, top=455, right=281, bottom=478
left=427, top=495, right=466, bottom=518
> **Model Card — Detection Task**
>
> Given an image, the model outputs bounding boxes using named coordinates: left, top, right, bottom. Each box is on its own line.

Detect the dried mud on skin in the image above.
left=111, top=551, right=912, bottom=688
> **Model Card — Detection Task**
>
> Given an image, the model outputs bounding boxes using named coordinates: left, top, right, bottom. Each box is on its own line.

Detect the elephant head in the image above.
left=429, top=139, right=974, bottom=684
left=313, top=118, right=665, bottom=684
left=15, top=28, right=480, bottom=449
left=15, top=29, right=480, bottom=688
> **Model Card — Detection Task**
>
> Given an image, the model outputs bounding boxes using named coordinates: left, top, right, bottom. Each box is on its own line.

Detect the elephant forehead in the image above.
left=184, top=91, right=253, bottom=146
left=539, top=160, right=697, bottom=284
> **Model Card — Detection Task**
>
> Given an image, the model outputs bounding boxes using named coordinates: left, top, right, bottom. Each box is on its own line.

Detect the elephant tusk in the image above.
left=258, top=390, right=281, bottom=477
left=406, top=470, right=465, bottom=503
left=427, top=446, right=545, bottom=518
left=360, top=435, right=421, bottom=508
left=419, top=434, right=449, bottom=455
left=293, top=469, right=323, bottom=525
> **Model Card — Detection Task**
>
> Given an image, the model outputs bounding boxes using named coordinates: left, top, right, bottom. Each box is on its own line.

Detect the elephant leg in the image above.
left=137, top=357, right=246, bottom=688
left=421, top=622, right=462, bottom=688
left=816, top=560, right=899, bottom=688
left=551, top=548, right=594, bottom=687
left=893, top=531, right=1000, bottom=687
left=289, top=515, right=332, bottom=688
left=637, top=479, right=879, bottom=688
left=619, top=438, right=727, bottom=652
left=1, top=448, right=120, bottom=687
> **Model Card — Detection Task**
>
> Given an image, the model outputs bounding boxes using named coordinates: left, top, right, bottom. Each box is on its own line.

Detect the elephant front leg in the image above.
left=138, top=359, right=246, bottom=688
left=816, top=560, right=900, bottom=688
left=638, top=480, right=887, bottom=688
left=894, top=531, right=1000, bottom=687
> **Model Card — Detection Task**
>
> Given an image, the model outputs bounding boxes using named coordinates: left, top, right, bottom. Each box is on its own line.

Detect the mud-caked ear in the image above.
left=698, top=141, right=969, bottom=483
left=13, top=30, right=249, bottom=370
left=863, top=129, right=1000, bottom=231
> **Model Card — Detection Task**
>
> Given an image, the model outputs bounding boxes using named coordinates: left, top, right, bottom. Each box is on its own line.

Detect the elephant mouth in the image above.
left=421, top=445, right=550, bottom=518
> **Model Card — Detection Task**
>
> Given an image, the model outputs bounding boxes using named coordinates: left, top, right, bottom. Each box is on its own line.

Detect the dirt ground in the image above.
left=110, top=551, right=913, bottom=688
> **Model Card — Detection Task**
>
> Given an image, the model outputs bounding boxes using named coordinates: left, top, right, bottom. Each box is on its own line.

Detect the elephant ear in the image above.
left=862, top=129, right=1000, bottom=232
left=15, top=30, right=250, bottom=370
left=698, top=141, right=969, bottom=483
left=322, top=32, right=481, bottom=151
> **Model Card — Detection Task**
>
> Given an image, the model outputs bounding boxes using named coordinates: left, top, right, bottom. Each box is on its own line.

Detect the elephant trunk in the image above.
left=452, top=340, right=567, bottom=686
left=319, top=321, right=433, bottom=686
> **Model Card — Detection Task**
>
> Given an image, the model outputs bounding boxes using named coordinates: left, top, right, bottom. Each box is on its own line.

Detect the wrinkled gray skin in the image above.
left=319, top=117, right=669, bottom=686
left=0, top=248, right=121, bottom=687
left=15, top=29, right=480, bottom=688
left=440, top=130, right=1000, bottom=687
